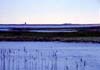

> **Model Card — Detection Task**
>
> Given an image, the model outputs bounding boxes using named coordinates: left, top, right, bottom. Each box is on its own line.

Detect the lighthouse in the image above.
left=25, top=22, right=27, bottom=24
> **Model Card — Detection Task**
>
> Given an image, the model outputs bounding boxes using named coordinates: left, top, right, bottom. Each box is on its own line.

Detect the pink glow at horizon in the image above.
left=0, top=0, right=100, bottom=24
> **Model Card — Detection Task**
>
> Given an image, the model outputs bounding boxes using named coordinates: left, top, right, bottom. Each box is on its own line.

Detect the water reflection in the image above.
left=0, top=47, right=100, bottom=70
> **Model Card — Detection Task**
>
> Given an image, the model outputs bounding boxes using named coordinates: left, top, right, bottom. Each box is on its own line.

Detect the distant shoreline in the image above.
left=0, top=24, right=100, bottom=43
left=0, top=40, right=100, bottom=44
left=0, top=38, right=100, bottom=43
left=0, top=32, right=100, bottom=43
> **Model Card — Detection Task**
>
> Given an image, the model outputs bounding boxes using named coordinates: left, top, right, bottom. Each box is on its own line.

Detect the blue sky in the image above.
left=0, top=0, right=100, bottom=24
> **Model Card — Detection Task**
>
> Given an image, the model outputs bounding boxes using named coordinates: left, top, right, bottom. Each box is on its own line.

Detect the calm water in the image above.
left=0, top=41, right=100, bottom=70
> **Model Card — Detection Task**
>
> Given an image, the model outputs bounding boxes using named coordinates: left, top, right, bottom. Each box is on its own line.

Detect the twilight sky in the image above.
left=0, top=0, right=100, bottom=24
